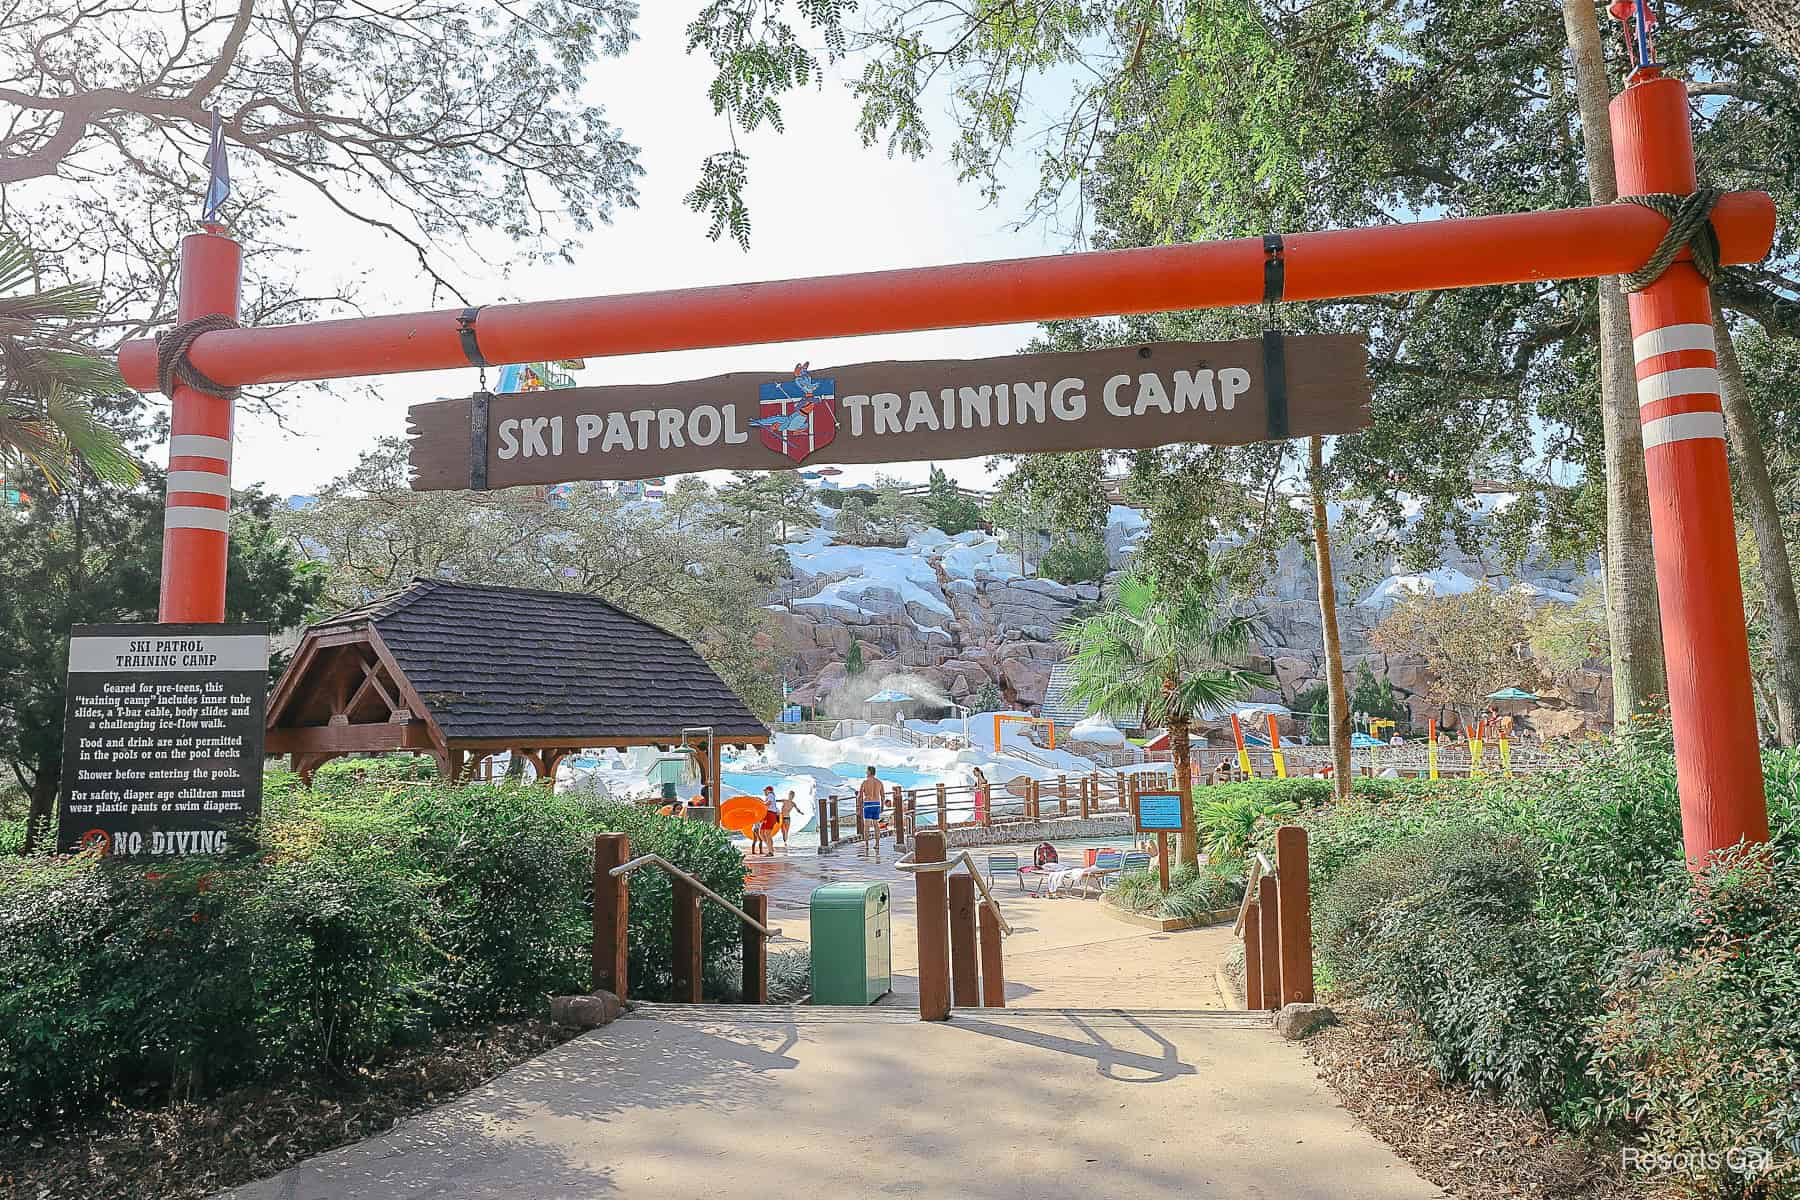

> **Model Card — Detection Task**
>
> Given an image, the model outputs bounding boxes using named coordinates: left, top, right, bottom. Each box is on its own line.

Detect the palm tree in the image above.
left=1059, top=572, right=1262, bottom=872
left=0, top=235, right=139, bottom=490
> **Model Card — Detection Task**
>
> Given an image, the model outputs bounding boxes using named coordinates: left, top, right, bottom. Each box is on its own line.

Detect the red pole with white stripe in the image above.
left=158, top=227, right=241, bottom=622
left=1611, top=71, right=1769, bottom=866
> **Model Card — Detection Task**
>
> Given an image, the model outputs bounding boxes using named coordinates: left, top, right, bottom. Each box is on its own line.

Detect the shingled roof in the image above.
left=311, top=578, right=768, bottom=743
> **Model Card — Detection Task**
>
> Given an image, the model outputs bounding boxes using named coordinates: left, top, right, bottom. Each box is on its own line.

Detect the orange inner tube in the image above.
left=719, top=794, right=766, bottom=834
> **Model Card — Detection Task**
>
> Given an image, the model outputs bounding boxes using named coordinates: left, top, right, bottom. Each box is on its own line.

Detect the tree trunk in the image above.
left=1731, top=0, right=1800, bottom=66
left=1169, top=714, right=1199, bottom=872
left=23, top=759, right=59, bottom=853
left=1309, top=437, right=1353, bottom=800
left=1563, top=0, right=1668, bottom=726
left=1714, top=310, right=1800, bottom=745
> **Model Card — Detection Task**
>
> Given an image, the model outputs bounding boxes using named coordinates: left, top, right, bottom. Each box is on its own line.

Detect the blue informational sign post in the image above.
left=1135, top=791, right=1184, bottom=832
left=1133, top=788, right=1183, bottom=892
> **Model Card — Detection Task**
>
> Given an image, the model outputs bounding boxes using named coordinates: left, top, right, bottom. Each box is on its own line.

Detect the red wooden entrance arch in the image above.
left=119, top=65, right=1774, bottom=868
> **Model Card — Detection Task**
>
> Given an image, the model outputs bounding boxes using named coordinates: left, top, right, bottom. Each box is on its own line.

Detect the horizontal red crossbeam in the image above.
left=119, top=193, right=1776, bottom=392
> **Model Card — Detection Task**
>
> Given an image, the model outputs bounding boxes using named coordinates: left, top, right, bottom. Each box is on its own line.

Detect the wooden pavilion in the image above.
left=265, top=578, right=770, bottom=791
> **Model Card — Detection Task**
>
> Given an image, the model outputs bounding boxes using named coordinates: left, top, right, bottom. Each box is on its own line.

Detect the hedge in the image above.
left=1264, top=719, right=1800, bottom=1196
left=0, top=759, right=746, bottom=1127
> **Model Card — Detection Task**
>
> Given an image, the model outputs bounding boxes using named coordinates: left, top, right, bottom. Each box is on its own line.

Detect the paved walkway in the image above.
left=221, top=837, right=1444, bottom=1199
left=227, top=1007, right=1442, bottom=1200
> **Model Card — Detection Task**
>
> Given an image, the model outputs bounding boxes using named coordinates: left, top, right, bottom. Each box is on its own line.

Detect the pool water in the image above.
left=828, top=763, right=944, bottom=791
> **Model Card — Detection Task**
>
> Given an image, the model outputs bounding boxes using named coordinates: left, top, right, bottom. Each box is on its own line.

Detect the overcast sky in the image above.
left=231, top=6, right=1064, bottom=499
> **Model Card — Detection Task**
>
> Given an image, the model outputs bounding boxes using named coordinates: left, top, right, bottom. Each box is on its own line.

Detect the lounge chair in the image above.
left=1121, top=850, right=1153, bottom=874
left=987, top=851, right=1038, bottom=892
left=1080, top=848, right=1126, bottom=897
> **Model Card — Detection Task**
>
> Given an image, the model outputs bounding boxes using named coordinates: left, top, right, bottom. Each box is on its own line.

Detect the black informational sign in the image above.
left=58, top=622, right=269, bottom=856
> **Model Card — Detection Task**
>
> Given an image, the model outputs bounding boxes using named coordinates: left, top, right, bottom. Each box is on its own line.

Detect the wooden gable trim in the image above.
left=265, top=631, right=332, bottom=728
left=365, top=627, right=452, bottom=759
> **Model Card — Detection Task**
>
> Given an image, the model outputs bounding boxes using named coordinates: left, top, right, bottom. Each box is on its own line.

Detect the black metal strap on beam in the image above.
left=1262, top=330, right=1289, bottom=440
left=469, top=390, right=492, bottom=490
left=1262, top=234, right=1285, bottom=304
left=457, top=306, right=489, bottom=367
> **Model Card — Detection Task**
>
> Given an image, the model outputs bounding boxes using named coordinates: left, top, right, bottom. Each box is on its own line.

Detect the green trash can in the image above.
left=810, top=882, right=892, bottom=1005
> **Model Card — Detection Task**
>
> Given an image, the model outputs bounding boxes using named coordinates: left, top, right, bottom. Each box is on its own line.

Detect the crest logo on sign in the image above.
left=750, top=362, right=836, bottom=464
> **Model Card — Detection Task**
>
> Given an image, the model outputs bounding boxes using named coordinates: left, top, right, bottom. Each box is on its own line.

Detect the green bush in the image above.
left=1195, top=793, right=1298, bottom=863
left=1592, top=844, right=1800, bottom=1197
left=1038, top=531, right=1108, bottom=584
left=1106, top=862, right=1243, bottom=919
left=0, top=761, right=748, bottom=1128
left=1289, top=715, right=1800, bottom=1193
left=1312, top=823, right=1613, bottom=1119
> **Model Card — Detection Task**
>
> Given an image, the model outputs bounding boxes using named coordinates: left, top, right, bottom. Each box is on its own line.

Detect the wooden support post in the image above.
left=1058, top=773, right=1068, bottom=816
left=1257, top=875, right=1281, bottom=1012
left=1116, top=770, right=1127, bottom=809
left=1080, top=775, right=1091, bottom=819
left=830, top=795, right=842, bottom=847
left=671, top=876, right=703, bottom=1004
left=948, top=874, right=980, bottom=1009
left=937, top=782, right=948, bottom=830
left=1028, top=779, right=1040, bottom=821
left=891, top=784, right=905, bottom=851
left=592, top=832, right=629, bottom=997
left=742, top=892, right=768, bottom=1005
left=978, top=899, right=1006, bottom=1008
left=1275, top=825, right=1315, bottom=1005
left=1243, top=901, right=1263, bottom=1009
left=914, top=831, right=951, bottom=1021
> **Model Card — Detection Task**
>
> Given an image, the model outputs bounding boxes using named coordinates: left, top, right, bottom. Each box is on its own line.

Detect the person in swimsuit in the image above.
left=779, top=790, right=799, bottom=851
left=857, top=767, right=886, bottom=860
left=757, top=786, right=781, bottom=855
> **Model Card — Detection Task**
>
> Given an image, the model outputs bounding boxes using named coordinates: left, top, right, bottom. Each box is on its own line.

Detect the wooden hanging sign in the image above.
left=406, top=334, right=1370, bottom=490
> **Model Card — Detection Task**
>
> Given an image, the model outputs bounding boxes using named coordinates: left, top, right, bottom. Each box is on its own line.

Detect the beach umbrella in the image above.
left=1486, top=687, right=1539, bottom=702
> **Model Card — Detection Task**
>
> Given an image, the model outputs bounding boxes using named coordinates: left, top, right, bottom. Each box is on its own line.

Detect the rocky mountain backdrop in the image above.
left=768, top=500, right=1610, bottom=738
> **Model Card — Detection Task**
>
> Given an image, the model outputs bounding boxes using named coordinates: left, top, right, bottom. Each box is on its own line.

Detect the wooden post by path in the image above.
left=937, top=782, right=948, bottom=830
left=1079, top=775, right=1091, bottom=819
left=948, top=874, right=980, bottom=1009
left=671, top=875, right=703, bottom=1003
left=742, top=892, right=768, bottom=1005
left=978, top=899, right=1006, bottom=1008
left=1276, top=826, right=1315, bottom=1005
left=592, top=832, right=629, bottom=997
left=1257, top=874, right=1281, bottom=1012
left=1058, top=774, right=1068, bottom=816
left=1243, top=898, right=1264, bottom=1009
left=914, top=831, right=951, bottom=1021
left=891, top=785, right=905, bottom=851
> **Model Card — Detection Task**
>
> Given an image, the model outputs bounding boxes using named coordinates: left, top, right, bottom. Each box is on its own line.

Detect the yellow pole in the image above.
left=1230, top=713, right=1254, bottom=777
left=1266, top=714, right=1287, bottom=779
left=1427, top=718, right=1439, bottom=780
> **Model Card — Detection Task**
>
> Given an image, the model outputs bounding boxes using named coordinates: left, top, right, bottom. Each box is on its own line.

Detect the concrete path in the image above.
left=226, top=1006, right=1443, bottom=1200
left=222, top=839, right=1443, bottom=1199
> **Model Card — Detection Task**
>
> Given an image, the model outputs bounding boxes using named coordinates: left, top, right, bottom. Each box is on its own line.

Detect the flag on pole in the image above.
left=201, top=111, right=231, bottom=223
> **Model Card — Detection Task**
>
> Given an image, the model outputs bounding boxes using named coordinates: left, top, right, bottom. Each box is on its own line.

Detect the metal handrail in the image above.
left=1231, top=850, right=1276, bottom=938
left=609, top=852, right=776, bottom=937
left=894, top=849, right=1015, bottom=936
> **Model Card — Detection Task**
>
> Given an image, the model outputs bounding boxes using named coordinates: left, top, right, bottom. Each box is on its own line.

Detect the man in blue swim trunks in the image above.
left=857, top=766, right=886, bottom=861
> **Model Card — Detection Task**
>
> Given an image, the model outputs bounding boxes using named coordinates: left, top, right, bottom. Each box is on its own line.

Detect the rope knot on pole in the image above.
left=156, top=313, right=242, bottom=400
left=1616, top=186, right=1723, bottom=291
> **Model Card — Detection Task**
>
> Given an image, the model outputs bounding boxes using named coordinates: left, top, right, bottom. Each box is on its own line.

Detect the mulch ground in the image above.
left=1304, top=1005, right=1648, bottom=1200
left=0, top=1018, right=579, bottom=1200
